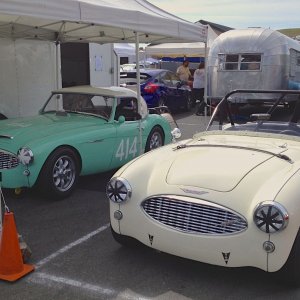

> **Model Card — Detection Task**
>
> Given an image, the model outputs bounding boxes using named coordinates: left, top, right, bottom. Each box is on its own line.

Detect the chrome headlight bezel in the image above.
left=17, top=147, right=34, bottom=165
left=106, top=177, right=132, bottom=203
left=171, top=127, right=182, bottom=140
left=253, top=201, right=289, bottom=234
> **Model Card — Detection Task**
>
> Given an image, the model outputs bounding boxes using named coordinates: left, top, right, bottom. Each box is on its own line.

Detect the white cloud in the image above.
left=147, top=0, right=300, bottom=29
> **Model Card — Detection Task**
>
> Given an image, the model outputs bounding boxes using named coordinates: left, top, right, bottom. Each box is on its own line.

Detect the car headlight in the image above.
left=253, top=201, right=289, bottom=233
left=17, top=147, right=34, bottom=165
left=171, top=127, right=181, bottom=140
left=106, top=177, right=132, bottom=203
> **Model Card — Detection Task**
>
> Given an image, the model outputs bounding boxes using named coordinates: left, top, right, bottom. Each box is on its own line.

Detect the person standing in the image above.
left=193, top=62, right=205, bottom=115
left=176, top=60, right=192, bottom=82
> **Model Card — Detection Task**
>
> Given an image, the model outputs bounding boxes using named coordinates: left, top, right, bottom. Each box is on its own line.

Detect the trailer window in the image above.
left=290, top=49, right=300, bottom=77
left=218, top=53, right=262, bottom=71
left=219, top=54, right=239, bottom=70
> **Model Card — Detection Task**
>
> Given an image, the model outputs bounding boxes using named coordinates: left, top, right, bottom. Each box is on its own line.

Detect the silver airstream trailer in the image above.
left=207, top=28, right=300, bottom=105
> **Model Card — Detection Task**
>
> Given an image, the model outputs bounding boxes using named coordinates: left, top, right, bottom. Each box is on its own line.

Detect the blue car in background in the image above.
left=120, top=69, right=192, bottom=111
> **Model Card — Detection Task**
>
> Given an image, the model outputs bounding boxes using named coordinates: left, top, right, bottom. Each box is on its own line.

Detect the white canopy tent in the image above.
left=146, top=42, right=207, bottom=58
left=0, top=0, right=208, bottom=161
left=0, top=0, right=207, bottom=106
left=0, top=0, right=207, bottom=44
left=114, top=43, right=135, bottom=57
left=145, top=25, right=217, bottom=58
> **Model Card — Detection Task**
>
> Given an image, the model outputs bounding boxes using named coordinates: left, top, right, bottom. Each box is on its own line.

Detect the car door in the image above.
left=110, top=97, right=142, bottom=169
left=76, top=95, right=118, bottom=174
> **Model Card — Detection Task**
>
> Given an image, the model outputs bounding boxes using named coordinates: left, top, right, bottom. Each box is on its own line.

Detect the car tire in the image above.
left=278, top=229, right=300, bottom=286
left=145, top=126, right=164, bottom=152
left=37, top=147, right=80, bottom=199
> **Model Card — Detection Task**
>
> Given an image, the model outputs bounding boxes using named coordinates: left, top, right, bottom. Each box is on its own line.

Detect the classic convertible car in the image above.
left=0, top=86, right=179, bottom=198
left=107, top=89, right=300, bottom=285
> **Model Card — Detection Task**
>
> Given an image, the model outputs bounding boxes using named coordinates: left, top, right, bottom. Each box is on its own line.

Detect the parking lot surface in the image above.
left=1, top=112, right=300, bottom=299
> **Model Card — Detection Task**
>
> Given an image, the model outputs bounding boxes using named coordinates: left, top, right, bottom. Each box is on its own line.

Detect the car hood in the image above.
left=166, top=147, right=280, bottom=192
left=0, top=113, right=106, bottom=150
left=117, top=132, right=300, bottom=195
left=165, top=135, right=297, bottom=192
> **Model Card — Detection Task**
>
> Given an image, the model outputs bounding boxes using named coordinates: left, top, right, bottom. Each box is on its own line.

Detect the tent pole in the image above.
left=135, top=32, right=141, bottom=100
left=55, top=42, right=62, bottom=89
left=135, top=32, right=143, bottom=155
left=204, top=29, right=208, bottom=117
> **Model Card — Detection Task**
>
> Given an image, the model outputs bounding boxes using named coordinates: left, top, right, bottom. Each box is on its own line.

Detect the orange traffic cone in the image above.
left=0, top=212, right=34, bottom=281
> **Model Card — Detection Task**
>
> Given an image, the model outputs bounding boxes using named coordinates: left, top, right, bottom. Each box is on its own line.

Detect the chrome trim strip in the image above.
left=0, top=135, right=13, bottom=139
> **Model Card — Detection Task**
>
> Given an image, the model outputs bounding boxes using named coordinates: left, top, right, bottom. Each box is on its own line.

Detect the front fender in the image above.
left=267, top=167, right=300, bottom=272
left=142, top=115, right=173, bottom=148
left=24, top=143, right=80, bottom=187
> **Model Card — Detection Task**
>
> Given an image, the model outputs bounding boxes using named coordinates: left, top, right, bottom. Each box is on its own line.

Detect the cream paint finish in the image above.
left=110, top=132, right=300, bottom=272
left=167, top=148, right=277, bottom=192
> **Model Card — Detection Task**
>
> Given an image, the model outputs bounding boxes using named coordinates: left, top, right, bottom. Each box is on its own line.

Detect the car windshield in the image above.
left=41, top=93, right=115, bottom=120
left=206, top=90, right=300, bottom=138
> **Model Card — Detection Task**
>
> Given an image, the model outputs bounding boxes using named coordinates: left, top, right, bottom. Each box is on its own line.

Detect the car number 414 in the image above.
left=115, top=137, right=138, bottom=161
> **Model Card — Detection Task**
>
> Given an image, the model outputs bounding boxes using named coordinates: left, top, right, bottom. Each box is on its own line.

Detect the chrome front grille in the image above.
left=142, top=196, right=247, bottom=235
left=0, top=150, right=19, bottom=170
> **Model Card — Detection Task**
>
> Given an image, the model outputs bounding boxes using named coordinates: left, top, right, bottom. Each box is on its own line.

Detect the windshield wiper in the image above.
left=174, top=143, right=293, bottom=164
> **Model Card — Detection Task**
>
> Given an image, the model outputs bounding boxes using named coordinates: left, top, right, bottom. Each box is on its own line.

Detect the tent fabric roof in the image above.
left=145, top=20, right=232, bottom=58
left=145, top=25, right=218, bottom=58
left=0, top=0, right=207, bottom=44
left=114, top=43, right=135, bottom=56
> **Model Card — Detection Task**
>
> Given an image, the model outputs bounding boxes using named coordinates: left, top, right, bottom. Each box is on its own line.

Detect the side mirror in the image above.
left=118, top=115, right=126, bottom=123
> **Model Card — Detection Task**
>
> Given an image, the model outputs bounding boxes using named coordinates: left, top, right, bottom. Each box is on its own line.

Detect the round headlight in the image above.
left=171, top=128, right=182, bottom=140
left=254, top=201, right=289, bottom=233
left=106, top=177, right=132, bottom=203
left=17, top=147, right=34, bottom=165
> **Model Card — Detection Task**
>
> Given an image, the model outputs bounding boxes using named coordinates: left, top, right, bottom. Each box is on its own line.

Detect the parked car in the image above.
left=120, top=69, right=192, bottom=111
left=120, top=63, right=150, bottom=72
left=0, top=86, right=180, bottom=198
left=108, top=89, right=300, bottom=285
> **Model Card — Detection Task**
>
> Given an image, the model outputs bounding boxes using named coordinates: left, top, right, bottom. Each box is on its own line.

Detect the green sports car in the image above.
left=0, top=86, right=179, bottom=198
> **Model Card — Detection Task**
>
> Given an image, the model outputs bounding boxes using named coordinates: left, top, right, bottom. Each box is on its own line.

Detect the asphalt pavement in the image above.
left=1, top=111, right=300, bottom=300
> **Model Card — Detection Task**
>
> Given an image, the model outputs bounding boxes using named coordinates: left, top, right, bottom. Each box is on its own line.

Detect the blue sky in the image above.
left=147, top=0, right=300, bottom=30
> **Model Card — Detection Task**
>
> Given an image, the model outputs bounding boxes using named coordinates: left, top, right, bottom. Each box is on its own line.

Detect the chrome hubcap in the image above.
left=150, top=132, right=162, bottom=149
left=53, top=155, right=76, bottom=192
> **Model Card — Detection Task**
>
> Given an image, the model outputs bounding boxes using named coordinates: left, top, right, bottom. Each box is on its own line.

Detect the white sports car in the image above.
left=107, top=89, right=300, bottom=285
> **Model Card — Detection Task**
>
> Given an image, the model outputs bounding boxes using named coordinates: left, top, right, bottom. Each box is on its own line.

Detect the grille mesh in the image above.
left=142, top=196, right=247, bottom=235
left=0, top=150, right=19, bottom=170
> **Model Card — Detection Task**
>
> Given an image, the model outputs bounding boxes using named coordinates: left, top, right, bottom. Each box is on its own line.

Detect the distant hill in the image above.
left=278, top=28, right=300, bottom=38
